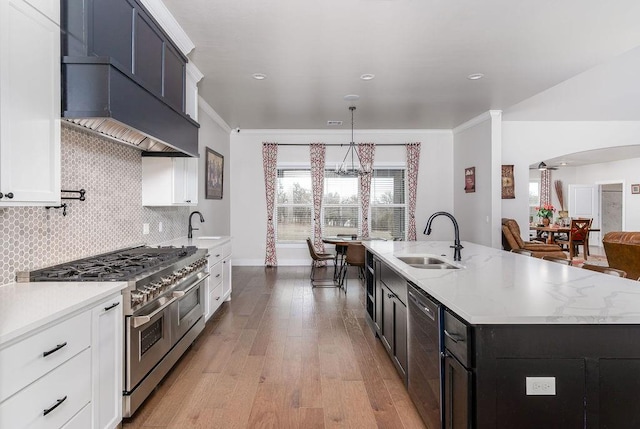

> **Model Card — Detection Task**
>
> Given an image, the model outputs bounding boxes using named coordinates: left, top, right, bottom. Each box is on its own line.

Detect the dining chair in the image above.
left=306, top=238, right=337, bottom=287
left=555, top=218, right=591, bottom=260
left=334, top=234, right=357, bottom=280
left=541, top=255, right=572, bottom=265
left=341, top=243, right=366, bottom=293
left=581, top=263, right=627, bottom=278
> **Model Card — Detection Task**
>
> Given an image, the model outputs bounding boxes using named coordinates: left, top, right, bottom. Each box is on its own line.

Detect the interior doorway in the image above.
left=599, top=183, right=624, bottom=243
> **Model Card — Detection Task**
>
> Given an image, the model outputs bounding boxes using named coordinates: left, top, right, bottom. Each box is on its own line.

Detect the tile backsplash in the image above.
left=0, top=125, right=189, bottom=285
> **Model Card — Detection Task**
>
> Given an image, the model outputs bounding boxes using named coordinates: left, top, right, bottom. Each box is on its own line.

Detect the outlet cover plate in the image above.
left=143, top=223, right=150, bottom=235
left=526, top=376, right=556, bottom=395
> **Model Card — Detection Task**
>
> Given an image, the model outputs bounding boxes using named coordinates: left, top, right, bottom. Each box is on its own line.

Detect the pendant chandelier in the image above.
left=335, top=106, right=371, bottom=176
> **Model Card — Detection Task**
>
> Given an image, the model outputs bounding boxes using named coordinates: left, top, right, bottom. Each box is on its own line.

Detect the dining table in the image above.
left=529, top=225, right=600, bottom=245
left=322, top=236, right=386, bottom=286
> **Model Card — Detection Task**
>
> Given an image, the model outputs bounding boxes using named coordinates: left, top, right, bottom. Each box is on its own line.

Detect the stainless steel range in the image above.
left=18, top=245, right=210, bottom=417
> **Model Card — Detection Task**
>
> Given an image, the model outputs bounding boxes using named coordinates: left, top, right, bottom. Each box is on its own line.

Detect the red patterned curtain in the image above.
left=262, top=142, right=278, bottom=266
left=357, top=143, right=376, bottom=238
left=406, top=143, right=421, bottom=241
left=310, top=143, right=326, bottom=254
left=541, top=169, right=552, bottom=205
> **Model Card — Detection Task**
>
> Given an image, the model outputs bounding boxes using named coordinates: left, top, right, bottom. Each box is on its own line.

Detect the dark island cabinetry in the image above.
left=364, top=250, right=640, bottom=429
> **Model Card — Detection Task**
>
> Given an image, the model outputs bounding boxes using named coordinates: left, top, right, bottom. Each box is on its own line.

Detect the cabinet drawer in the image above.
left=208, top=246, right=224, bottom=265
left=379, top=262, right=407, bottom=304
left=210, top=260, right=223, bottom=286
left=443, top=310, right=471, bottom=367
left=0, top=348, right=91, bottom=429
left=61, top=403, right=91, bottom=429
left=208, top=282, right=223, bottom=316
left=0, top=310, right=91, bottom=402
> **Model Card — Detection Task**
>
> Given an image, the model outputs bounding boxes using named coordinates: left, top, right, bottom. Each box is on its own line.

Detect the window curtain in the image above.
left=541, top=169, right=552, bottom=205
left=357, top=143, right=376, bottom=238
left=262, top=142, right=278, bottom=266
left=406, top=142, right=421, bottom=241
left=310, top=143, right=326, bottom=256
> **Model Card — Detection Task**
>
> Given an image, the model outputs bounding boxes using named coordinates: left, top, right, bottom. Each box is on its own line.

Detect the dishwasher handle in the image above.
left=408, top=288, right=436, bottom=321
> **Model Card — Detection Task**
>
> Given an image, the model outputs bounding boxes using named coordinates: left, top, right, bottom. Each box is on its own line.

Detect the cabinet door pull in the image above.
left=104, top=302, right=120, bottom=312
left=43, top=342, right=68, bottom=357
left=215, top=296, right=221, bottom=301
left=215, top=274, right=221, bottom=278
left=5, top=192, right=13, bottom=199
left=215, top=254, right=221, bottom=257
left=444, top=329, right=464, bottom=343
left=43, top=396, right=67, bottom=416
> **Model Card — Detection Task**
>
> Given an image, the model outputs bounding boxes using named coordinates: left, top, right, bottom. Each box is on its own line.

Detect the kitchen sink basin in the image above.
left=395, top=255, right=460, bottom=270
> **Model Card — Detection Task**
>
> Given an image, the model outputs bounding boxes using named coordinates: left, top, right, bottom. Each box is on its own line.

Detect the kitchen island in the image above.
left=363, top=240, right=640, bottom=429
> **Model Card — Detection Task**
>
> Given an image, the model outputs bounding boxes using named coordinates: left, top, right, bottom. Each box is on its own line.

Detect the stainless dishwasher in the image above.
left=407, top=282, right=442, bottom=429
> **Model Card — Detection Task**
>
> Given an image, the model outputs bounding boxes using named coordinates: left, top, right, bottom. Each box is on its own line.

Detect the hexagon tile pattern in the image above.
left=0, top=125, right=189, bottom=285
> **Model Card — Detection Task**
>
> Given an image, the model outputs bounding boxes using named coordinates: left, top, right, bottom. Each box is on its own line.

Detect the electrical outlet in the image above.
left=143, top=223, right=150, bottom=235
left=526, top=377, right=556, bottom=395
left=158, top=222, right=163, bottom=232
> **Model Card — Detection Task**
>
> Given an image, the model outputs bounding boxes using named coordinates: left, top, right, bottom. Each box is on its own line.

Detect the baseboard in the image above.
left=232, top=259, right=311, bottom=266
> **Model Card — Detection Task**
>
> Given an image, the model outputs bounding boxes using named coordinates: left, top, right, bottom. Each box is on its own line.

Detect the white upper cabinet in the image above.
left=0, top=0, right=61, bottom=206
left=142, top=157, right=198, bottom=206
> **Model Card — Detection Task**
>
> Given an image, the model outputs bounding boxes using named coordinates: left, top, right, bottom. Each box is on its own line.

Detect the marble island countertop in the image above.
left=363, top=240, right=640, bottom=325
left=0, top=281, right=128, bottom=345
left=157, top=235, right=232, bottom=249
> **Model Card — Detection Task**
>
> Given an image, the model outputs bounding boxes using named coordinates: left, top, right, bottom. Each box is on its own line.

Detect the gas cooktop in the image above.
left=17, top=245, right=198, bottom=282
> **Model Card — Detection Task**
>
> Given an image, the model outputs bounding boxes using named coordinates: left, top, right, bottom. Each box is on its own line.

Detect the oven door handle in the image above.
left=172, top=273, right=210, bottom=298
left=132, top=296, right=178, bottom=328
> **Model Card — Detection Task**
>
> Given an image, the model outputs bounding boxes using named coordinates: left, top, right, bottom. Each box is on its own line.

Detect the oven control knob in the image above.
left=131, top=292, right=144, bottom=306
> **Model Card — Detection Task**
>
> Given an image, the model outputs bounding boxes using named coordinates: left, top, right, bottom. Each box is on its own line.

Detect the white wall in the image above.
left=195, top=98, right=232, bottom=236
left=502, top=121, right=640, bottom=236
left=230, top=129, right=453, bottom=265
left=577, top=157, right=640, bottom=231
left=453, top=111, right=502, bottom=248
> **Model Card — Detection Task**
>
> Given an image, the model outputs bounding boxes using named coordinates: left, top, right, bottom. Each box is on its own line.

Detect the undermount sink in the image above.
left=395, top=255, right=461, bottom=270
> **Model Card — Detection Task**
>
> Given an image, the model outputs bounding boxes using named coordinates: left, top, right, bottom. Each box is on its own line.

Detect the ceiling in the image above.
left=162, top=0, right=640, bottom=130
left=530, top=145, right=640, bottom=169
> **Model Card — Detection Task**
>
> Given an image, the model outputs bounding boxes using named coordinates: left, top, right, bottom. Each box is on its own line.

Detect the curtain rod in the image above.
left=271, top=143, right=408, bottom=147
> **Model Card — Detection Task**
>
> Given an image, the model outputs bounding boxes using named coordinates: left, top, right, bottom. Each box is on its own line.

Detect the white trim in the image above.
left=198, top=96, right=232, bottom=133
left=186, top=62, right=204, bottom=83
left=453, top=110, right=502, bottom=135
left=138, top=0, right=195, bottom=56
left=233, top=129, right=453, bottom=136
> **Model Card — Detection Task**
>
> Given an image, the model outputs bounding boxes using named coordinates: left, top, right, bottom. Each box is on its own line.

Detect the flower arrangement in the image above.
left=536, top=204, right=556, bottom=219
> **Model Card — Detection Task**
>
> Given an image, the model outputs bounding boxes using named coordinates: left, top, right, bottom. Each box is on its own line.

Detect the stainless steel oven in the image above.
left=171, top=273, right=205, bottom=342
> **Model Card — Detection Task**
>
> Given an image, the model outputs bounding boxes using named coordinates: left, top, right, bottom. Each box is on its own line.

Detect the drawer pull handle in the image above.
left=216, top=297, right=221, bottom=301
left=104, top=302, right=120, bottom=312
left=215, top=254, right=221, bottom=257
left=43, top=395, right=67, bottom=416
left=43, top=342, right=67, bottom=357
left=215, top=274, right=221, bottom=278
left=444, top=329, right=464, bottom=343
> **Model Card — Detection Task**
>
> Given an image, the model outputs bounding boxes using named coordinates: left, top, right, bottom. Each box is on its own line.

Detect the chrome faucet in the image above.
left=423, top=211, right=463, bottom=261
left=188, top=211, right=204, bottom=239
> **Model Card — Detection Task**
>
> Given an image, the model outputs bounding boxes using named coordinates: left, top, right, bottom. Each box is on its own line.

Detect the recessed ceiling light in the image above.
left=343, top=94, right=360, bottom=102
left=560, top=162, right=568, bottom=166
left=360, top=74, right=375, bottom=81
left=467, top=73, right=484, bottom=80
left=252, top=73, right=267, bottom=80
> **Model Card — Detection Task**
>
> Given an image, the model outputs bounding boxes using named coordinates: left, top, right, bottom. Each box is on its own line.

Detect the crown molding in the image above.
left=233, top=129, right=453, bottom=136
left=139, top=0, right=195, bottom=56
left=198, top=96, right=232, bottom=134
left=453, top=110, right=502, bottom=134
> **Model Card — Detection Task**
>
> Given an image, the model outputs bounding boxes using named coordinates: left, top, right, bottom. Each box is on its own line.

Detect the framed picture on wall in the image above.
left=632, top=184, right=640, bottom=195
left=464, top=167, right=476, bottom=193
left=501, top=165, right=515, bottom=199
left=205, top=147, right=224, bottom=199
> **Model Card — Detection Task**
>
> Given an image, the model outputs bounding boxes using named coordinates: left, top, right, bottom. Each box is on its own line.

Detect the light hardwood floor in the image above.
left=123, top=266, right=427, bottom=429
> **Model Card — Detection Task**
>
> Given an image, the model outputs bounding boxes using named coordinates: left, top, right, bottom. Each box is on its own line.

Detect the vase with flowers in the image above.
left=536, top=204, right=556, bottom=226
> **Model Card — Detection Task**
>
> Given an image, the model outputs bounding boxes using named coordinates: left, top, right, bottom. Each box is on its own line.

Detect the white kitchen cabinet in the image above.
left=142, top=157, right=198, bottom=206
left=199, top=238, right=232, bottom=322
left=0, top=291, right=123, bottom=429
left=91, top=295, right=123, bottom=429
left=0, top=0, right=60, bottom=206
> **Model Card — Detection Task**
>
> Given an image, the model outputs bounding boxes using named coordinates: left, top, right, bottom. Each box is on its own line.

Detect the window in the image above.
left=276, top=170, right=312, bottom=241
left=529, top=181, right=540, bottom=206
left=276, top=167, right=407, bottom=242
left=370, top=169, right=406, bottom=240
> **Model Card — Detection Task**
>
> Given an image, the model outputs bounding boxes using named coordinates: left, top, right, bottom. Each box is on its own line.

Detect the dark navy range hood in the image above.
left=61, top=0, right=199, bottom=157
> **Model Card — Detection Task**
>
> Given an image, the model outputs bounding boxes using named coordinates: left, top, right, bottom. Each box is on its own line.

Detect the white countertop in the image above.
left=0, top=281, right=127, bottom=346
left=363, top=240, right=640, bottom=325
left=157, top=236, right=232, bottom=249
